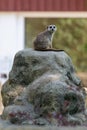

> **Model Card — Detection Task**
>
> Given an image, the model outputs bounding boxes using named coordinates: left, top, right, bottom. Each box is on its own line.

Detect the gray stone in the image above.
left=1, top=48, right=87, bottom=126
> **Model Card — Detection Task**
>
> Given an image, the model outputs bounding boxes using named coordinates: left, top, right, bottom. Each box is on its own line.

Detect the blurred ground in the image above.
left=0, top=117, right=87, bottom=130
left=77, top=73, right=87, bottom=88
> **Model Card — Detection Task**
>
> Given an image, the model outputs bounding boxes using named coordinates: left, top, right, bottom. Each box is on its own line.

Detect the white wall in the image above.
left=0, top=14, right=24, bottom=57
left=0, top=13, right=24, bottom=84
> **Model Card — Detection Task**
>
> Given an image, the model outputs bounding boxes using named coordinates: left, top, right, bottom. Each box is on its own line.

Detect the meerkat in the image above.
left=33, top=24, right=64, bottom=51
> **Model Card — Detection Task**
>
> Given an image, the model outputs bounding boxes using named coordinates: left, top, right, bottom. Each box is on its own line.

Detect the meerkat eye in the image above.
left=53, top=26, right=55, bottom=28
left=50, top=26, right=52, bottom=29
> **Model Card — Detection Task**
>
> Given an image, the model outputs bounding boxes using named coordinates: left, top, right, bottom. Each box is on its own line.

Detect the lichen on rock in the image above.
left=1, top=48, right=87, bottom=126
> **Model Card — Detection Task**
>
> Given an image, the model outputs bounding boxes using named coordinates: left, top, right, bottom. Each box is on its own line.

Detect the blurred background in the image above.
left=0, top=0, right=87, bottom=89
left=25, top=18, right=87, bottom=88
left=25, top=18, right=87, bottom=72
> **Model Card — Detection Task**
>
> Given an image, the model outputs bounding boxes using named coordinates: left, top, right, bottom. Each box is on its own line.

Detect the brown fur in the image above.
left=33, top=25, right=58, bottom=51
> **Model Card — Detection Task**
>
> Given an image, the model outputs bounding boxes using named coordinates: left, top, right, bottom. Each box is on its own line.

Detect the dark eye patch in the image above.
left=53, top=26, right=55, bottom=28
left=50, top=26, right=52, bottom=29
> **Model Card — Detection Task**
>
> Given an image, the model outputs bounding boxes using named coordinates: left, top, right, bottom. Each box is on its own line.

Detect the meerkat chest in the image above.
left=43, top=34, right=52, bottom=43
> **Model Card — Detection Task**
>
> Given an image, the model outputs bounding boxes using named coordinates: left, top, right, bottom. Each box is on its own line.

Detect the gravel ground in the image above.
left=0, top=117, right=87, bottom=130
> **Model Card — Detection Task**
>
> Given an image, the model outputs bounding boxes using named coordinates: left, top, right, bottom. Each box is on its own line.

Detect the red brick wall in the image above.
left=0, top=0, right=87, bottom=11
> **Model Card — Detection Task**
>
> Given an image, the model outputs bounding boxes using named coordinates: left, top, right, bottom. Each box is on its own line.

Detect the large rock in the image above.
left=1, top=48, right=87, bottom=126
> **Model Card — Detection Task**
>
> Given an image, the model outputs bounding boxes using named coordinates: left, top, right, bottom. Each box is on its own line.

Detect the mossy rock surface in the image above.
left=1, top=49, right=87, bottom=126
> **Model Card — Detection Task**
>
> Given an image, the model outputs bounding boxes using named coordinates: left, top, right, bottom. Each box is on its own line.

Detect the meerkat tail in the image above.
left=34, top=48, right=64, bottom=52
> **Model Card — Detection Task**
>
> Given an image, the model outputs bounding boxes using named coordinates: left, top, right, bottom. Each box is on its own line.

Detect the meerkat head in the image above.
left=47, top=25, right=57, bottom=33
